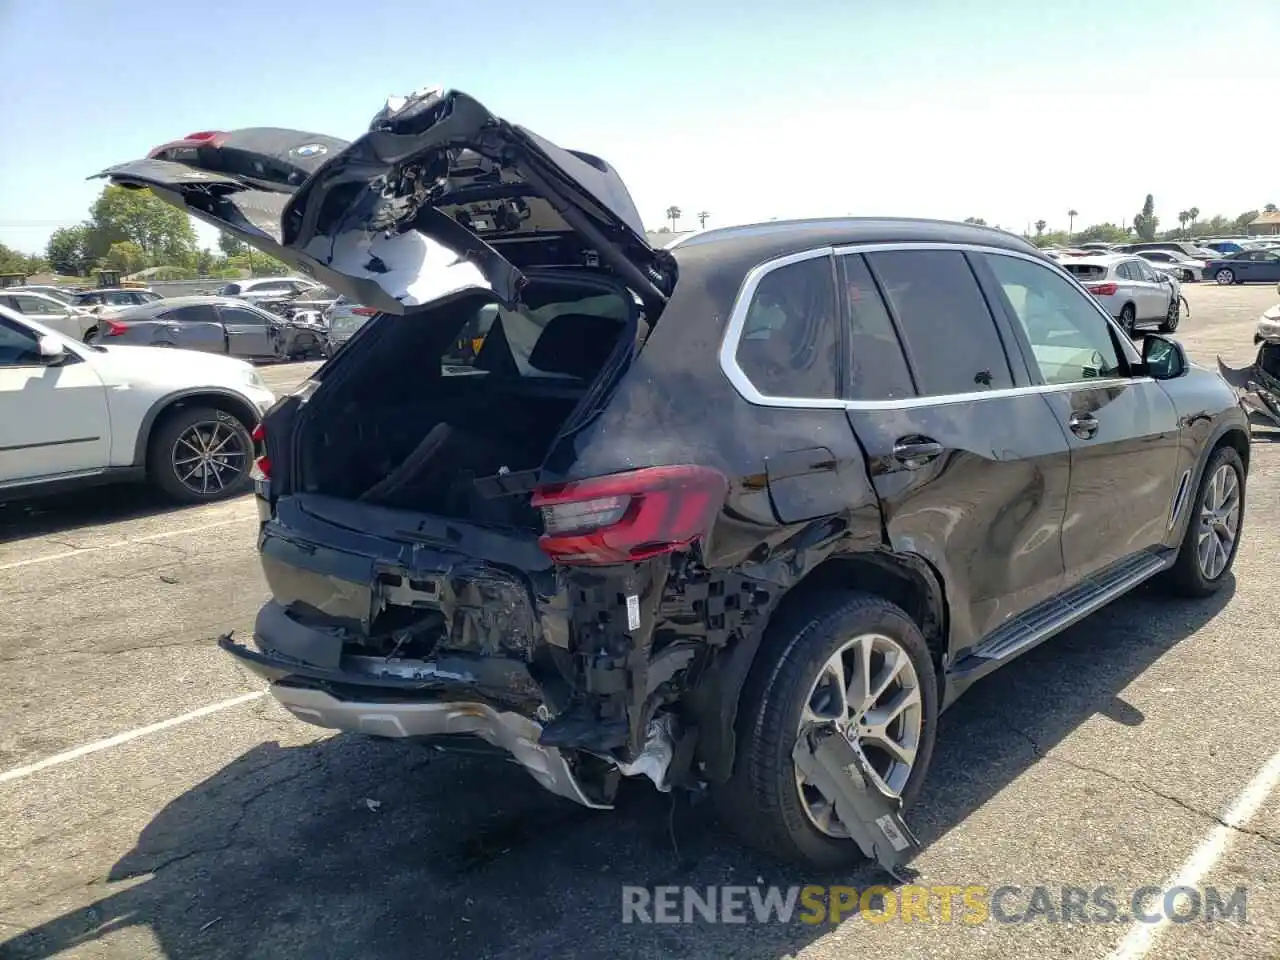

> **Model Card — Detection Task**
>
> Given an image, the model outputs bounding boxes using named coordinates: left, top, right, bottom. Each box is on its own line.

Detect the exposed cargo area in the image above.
left=295, top=273, right=637, bottom=528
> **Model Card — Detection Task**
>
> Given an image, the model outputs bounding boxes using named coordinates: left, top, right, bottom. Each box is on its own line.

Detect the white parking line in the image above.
left=1109, top=745, right=1280, bottom=960
left=0, top=691, right=264, bottom=784
left=0, top=515, right=254, bottom=572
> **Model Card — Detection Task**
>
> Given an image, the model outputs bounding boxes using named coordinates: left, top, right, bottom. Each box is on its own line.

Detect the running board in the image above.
left=953, top=550, right=1173, bottom=670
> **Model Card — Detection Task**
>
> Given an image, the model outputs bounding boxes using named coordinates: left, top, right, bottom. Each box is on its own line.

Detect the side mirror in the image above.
left=1141, top=334, right=1187, bottom=380
left=37, top=335, right=68, bottom=365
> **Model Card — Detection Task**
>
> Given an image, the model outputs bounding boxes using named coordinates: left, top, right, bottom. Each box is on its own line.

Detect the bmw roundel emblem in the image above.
left=292, top=142, right=328, bottom=158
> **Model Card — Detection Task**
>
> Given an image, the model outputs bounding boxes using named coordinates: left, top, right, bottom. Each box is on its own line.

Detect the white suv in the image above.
left=0, top=306, right=276, bottom=503
left=1059, top=254, right=1180, bottom=335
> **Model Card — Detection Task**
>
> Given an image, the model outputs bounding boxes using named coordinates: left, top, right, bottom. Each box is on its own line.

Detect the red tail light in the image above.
left=351, top=307, right=377, bottom=316
left=1086, top=282, right=1118, bottom=296
left=101, top=318, right=130, bottom=336
left=250, top=423, right=271, bottom=480
left=531, top=465, right=728, bottom=566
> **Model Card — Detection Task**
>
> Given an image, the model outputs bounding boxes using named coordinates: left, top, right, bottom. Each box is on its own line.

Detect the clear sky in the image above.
left=2, top=0, right=1277, bottom=255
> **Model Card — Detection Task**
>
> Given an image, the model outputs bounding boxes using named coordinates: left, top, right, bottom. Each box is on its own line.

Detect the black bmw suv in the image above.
left=102, top=88, right=1251, bottom=871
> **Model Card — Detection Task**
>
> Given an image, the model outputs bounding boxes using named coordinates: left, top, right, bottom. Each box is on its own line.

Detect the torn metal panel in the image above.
left=791, top=724, right=921, bottom=879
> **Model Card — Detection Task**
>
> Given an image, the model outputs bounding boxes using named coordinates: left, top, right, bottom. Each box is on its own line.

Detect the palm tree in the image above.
left=665, top=205, right=682, bottom=232
left=1034, top=220, right=1046, bottom=237
left=1187, top=206, right=1200, bottom=238
left=1177, top=210, right=1190, bottom=235
left=1067, top=209, right=1078, bottom=240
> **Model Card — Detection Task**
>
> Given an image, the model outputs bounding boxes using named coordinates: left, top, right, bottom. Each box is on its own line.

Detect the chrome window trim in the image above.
left=718, top=240, right=1151, bottom=410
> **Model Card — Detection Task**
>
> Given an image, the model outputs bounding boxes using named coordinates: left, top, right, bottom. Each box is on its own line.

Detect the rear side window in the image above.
left=734, top=255, right=839, bottom=399
left=163, top=304, right=220, bottom=324
left=865, top=250, right=1013, bottom=395
left=839, top=254, right=915, bottom=400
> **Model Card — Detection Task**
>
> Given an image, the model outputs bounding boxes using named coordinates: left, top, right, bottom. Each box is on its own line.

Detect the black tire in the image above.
left=1161, top=445, right=1245, bottom=598
left=715, top=591, right=939, bottom=868
left=1215, top=268, right=1235, bottom=285
left=1181, top=270, right=1194, bottom=283
left=146, top=405, right=254, bottom=504
left=1159, top=295, right=1180, bottom=333
left=1119, top=304, right=1137, bottom=336
left=83, top=327, right=98, bottom=343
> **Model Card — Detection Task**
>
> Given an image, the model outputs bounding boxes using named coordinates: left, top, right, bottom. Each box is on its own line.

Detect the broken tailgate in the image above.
left=94, top=88, right=674, bottom=316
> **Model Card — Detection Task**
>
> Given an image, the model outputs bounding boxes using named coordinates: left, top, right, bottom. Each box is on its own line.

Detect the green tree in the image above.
left=1265, top=203, right=1278, bottom=214
left=102, top=241, right=147, bottom=275
left=1067, top=209, right=1078, bottom=239
left=1187, top=207, right=1200, bottom=236
left=1133, top=194, right=1159, bottom=241
left=665, top=205, right=682, bottom=231
left=194, top=248, right=220, bottom=275
left=86, top=185, right=197, bottom=266
left=0, top=243, right=38, bottom=275
left=963, top=216, right=987, bottom=225
left=46, top=225, right=93, bottom=276
left=1074, top=222, right=1129, bottom=244
left=1034, top=219, right=1047, bottom=237
left=1234, top=210, right=1260, bottom=232
left=217, top=232, right=247, bottom=257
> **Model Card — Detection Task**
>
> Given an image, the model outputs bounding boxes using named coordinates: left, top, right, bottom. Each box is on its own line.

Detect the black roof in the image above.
left=670, top=217, right=1044, bottom=276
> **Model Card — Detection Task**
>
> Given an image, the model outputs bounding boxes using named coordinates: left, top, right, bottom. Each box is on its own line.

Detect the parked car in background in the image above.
left=0, top=289, right=97, bottom=340
left=1205, top=248, right=1280, bottom=285
left=218, top=276, right=321, bottom=309
left=89, top=295, right=328, bottom=360
left=322, top=296, right=377, bottom=353
left=11, top=284, right=76, bottom=304
left=1076, top=241, right=1117, bottom=252
left=1137, top=249, right=1205, bottom=282
left=1197, top=240, right=1246, bottom=255
left=1116, top=241, right=1220, bottom=260
left=1059, top=254, right=1180, bottom=333
left=99, top=86, right=1253, bottom=869
left=0, top=306, right=275, bottom=503
left=70, top=287, right=162, bottom=311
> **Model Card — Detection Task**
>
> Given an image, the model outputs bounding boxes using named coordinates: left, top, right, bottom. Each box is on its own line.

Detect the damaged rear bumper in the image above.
left=220, top=604, right=611, bottom=809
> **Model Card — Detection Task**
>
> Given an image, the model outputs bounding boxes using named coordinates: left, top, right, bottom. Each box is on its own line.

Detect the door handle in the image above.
left=891, top=437, right=944, bottom=468
left=1068, top=412, right=1099, bottom=439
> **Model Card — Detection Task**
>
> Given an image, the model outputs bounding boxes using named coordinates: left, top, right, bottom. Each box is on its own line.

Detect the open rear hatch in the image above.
left=94, top=87, right=673, bottom=315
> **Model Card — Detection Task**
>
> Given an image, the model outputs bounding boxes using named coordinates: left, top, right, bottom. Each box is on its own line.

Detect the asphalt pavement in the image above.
left=1, top=284, right=1278, bottom=960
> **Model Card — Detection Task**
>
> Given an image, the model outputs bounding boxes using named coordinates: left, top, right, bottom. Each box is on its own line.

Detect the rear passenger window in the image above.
left=839, top=254, right=915, bottom=400
left=735, top=255, right=839, bottom=399
left=163, top=305, right=220, bottom=324
left=865, top=250, right=1013, bottom=395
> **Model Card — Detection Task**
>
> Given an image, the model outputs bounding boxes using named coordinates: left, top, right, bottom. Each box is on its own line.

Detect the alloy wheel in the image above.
left=794, top=632, right=923, bottom=838
left=1197, top=463, right=1241, bottom=581
left=1216, top=269, right=1234, bottom=285
left=170, top=419, right=250, bottom=497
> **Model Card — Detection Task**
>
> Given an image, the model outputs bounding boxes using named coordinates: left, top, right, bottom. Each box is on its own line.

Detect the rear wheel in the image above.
left=1119, top=304, right=1137, bottom=336
left=83, top=327, right=98, bottom=343
left=147, top=406, right=254, bottom=503
left=1215, top=268, right=1235, bottom=285
left=1159, top=295, right=1180, bottom=333
left=715, top=591, right=938, bottom=868
left=1163, top=445, right=1245, bottom=597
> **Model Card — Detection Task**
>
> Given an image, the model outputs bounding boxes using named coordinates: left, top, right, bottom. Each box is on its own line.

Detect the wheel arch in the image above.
left=691, top=549, right=949, bottom=784
left=132, top=388, right=262, bottom=469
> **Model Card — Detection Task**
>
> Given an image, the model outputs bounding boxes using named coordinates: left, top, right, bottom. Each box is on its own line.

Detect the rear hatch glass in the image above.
left=1062, top=263, right=1108, bottom=281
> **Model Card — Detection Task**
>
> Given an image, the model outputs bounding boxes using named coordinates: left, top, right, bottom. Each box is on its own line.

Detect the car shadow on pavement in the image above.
left=0, top=486, right=223, bottom=544
left=1, top=578, right=1235, bottom=960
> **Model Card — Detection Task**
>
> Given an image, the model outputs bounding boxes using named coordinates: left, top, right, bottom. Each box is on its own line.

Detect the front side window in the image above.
left=983, top=253, right=1123, bottom=385
left=0, top=317, right=41, bottom=366
left=865, top=249, right=1013, bottom=395
left=219, top=307, right=269, bottom=326
left=735, top=255, right=839, bottom=399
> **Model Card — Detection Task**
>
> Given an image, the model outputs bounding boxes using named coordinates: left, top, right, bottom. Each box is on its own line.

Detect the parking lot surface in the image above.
left=2, top=285, right=1278, bottom=960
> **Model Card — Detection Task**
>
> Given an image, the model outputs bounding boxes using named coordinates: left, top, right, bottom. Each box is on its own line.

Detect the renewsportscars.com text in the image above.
left=620, top=884, right=1248, bottom=926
